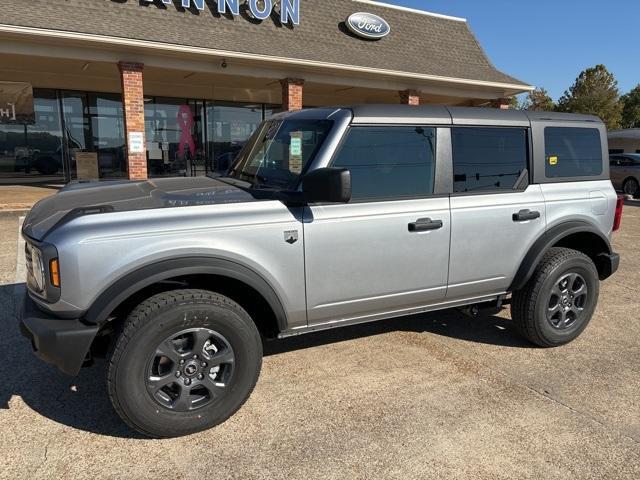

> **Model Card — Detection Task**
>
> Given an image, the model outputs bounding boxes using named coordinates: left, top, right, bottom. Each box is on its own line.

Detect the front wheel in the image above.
left=107, top=289, right=262, bottom=438
left=511, top=247, right=599, bottom=347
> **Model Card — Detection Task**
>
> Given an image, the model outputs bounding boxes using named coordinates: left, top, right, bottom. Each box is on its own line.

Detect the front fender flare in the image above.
left=509, top=221, right=612, bottom=292
left=83, top=256, right=288, bottom=331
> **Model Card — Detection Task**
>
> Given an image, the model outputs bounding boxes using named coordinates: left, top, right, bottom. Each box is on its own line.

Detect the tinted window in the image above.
left=332, top=126, right=435, bottom=201
left=228, top=119, right=333, bottom=189
left=545, top=127, right=602, bottom=178
left=452, top=127, right=528, bottom=193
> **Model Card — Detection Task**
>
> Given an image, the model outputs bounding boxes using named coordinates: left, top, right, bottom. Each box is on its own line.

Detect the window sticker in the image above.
left=289, top=133, right=303, bottom=173
left=549, top=156, right=558, bottom=166
left=290, top=137, right=302, bottom=156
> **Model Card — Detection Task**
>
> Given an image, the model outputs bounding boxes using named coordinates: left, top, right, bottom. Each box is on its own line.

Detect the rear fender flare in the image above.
left=509, top=221, right=612, bottom=291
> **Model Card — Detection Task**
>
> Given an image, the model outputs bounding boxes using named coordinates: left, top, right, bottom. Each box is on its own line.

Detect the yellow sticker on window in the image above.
left=549, top=156, right=558, bottom=166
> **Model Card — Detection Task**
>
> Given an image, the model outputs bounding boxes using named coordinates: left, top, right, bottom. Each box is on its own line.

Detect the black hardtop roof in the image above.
left=349, top=105, right=603, bottom=125
left=278, top=105, right=603, bottom=126
left=610, top=153, right=640, bottom=158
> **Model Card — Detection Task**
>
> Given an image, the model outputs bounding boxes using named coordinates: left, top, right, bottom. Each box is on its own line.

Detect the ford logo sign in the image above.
left=346, top=12, right=391, bottom=40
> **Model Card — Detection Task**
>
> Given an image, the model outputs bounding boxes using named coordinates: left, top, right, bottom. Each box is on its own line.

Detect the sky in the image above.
left=384, top=0, right=638, bottom=101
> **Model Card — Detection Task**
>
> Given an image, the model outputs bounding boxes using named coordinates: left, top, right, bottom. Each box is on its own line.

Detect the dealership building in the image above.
left=0, top=0, right=532, bottom=184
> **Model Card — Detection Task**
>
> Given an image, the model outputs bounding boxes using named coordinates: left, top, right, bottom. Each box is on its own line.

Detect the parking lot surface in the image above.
left=1, top=204, right=639, bottom=479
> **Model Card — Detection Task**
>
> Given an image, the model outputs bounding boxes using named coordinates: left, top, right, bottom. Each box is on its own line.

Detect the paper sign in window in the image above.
left=289, top=134, right=303, bottom=173
left=75, top=152, right=99, bottom=180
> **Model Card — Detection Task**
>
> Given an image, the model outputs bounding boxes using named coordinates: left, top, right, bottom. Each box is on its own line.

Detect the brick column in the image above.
left=399, top=89, right=420, bottom=105
left=281, top=78, right=304, bottom=111
left=118, top=62, right=148, bottom=180
left=490, top=97, right=511, bottom=110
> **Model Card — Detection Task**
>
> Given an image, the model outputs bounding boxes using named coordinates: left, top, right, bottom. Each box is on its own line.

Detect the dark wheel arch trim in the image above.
left=84, top=257, right=288, bottom=331
left=509, top=221, right=614, bottom=292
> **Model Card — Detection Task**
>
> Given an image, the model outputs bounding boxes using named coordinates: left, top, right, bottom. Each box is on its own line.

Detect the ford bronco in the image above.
left=20, top=105, right=622, bottom=437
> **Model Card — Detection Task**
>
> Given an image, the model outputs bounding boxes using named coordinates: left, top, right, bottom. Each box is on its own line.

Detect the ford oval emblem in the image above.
left=346, top=12, right=391, bottom=40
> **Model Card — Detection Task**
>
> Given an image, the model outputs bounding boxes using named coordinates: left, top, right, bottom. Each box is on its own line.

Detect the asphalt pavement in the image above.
left=1, top=204, right=638, bottom=479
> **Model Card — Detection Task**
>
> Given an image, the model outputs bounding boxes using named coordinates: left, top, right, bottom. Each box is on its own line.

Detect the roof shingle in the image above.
left=0, top=0, right=530, bottom=87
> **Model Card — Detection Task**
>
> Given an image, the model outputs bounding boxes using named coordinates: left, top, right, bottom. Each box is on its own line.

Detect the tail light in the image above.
left=613, top=195, right=624, bottom=232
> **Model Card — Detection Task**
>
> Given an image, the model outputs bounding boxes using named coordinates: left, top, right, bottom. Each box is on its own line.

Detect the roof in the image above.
left=350, top=105, right=601, bottom=125
left=610, top=153, right=640, bottom=158
left=608, top=129, right=640, bottom=139
left=0, top=0, right=531, bottom=90
left=283, top=105, right=603, bottom=125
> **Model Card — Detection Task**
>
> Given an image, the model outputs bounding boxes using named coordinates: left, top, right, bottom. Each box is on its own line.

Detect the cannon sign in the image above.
left=0, top=82, right=35, bottom=125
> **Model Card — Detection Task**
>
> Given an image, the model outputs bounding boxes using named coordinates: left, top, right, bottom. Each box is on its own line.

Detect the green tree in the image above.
left=556, top=64, right=623, bottom=129
left=621, top=85, right=640, bottom=128
left=523, top=88, right=555, bottom=111
left=507, top=95, right=520, bottom=110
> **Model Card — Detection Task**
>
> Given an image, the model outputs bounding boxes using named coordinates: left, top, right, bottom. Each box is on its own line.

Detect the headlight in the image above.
left=30, top=246, right=46, bottom=293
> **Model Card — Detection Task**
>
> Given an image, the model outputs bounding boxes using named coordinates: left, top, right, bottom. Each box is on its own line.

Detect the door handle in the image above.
left=408, top=218, right=443, bottom=232
left=513, top=209, right=541, bottom=222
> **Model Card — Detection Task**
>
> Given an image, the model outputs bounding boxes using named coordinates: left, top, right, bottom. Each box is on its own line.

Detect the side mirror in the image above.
left=302, top=167, right=352, bottom=203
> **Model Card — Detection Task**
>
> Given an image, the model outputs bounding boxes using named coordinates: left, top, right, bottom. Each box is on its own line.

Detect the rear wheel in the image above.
left=511, top=247, right=599, bottom=347
left=107, top=289, right=262, bottom=438
left=623, top=177, right=640, bottom=198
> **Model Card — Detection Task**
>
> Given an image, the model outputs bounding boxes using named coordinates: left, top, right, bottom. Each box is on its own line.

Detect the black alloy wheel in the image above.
left=146, top=328, right=236, bottom=412
left=546, top=272, right=588, bottom=330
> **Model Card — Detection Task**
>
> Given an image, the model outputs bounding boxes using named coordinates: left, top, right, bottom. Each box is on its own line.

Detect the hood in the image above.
left=23, top=176, right=258, bottom=241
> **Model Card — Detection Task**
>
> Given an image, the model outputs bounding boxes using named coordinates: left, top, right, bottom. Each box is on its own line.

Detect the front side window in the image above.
left=452, top=127, right=528, bottom=193
left=331, top=126, right=436, bottom=201
left=545, top=127, right=602, bottom=178
left=227, top=119, right=333, bottom=189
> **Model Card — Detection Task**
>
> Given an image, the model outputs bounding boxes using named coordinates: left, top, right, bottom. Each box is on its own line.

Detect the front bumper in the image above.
left=20, top=294, right=99, bottom=376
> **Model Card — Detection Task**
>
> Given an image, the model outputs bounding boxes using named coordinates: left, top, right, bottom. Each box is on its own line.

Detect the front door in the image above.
left=303, top=125, right=451, bottom=325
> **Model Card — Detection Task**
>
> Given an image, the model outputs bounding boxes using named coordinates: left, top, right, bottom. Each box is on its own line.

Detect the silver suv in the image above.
left=20, top=106, right=622, bottom=438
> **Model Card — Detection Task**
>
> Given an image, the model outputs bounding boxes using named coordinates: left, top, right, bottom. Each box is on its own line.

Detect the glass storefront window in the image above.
left=145, top=97, right=205, bottom=178
left=0, top=89, right=64, bottom=181
left=206, top=102, right=264, bottom=174
left=1, top=89, right=279, bottom=183
left=61, top=91, right=126, bottom=180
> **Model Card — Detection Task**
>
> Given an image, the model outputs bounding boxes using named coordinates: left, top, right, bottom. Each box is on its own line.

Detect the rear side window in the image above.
left=452, top=127, right=528, bottom=193
left=545, top=127, right=602, bottom=178
left=331, top=126, right=435, bottom=201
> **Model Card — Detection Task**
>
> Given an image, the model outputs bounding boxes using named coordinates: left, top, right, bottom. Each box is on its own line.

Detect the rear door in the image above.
left=447, top=125, right=546, bottom=299
left=303, top=126, right=451, bottom=325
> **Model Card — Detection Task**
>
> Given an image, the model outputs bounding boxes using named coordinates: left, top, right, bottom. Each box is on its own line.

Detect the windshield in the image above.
left=225, top=119, right=333, bottom=189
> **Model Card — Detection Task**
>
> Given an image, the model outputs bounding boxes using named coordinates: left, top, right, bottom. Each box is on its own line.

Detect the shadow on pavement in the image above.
left=264, top=305, right=529, bottom=356
left=1, top=282, right=529, bottom=439
left=0, top=283, right=144, bottom=439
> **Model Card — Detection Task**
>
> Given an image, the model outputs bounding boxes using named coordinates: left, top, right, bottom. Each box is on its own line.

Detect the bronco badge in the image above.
left=284, top=230, right=298, bottom=244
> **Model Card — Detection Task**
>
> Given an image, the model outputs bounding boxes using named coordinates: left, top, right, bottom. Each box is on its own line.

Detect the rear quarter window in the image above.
left=545, top=127, right=603, bottom=178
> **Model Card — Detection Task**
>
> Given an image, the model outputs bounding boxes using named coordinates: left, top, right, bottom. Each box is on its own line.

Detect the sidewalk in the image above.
left=0, top=185, right=60, bottom=211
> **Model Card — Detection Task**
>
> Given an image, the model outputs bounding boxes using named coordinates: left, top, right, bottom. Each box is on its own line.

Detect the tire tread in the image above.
left=511, top=247, right=595, bottom=347
left=107, top=289, right=261, bottom=438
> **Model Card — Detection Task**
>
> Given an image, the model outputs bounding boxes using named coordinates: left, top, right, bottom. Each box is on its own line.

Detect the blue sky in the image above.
left=385, top=0, right=638, bottom=100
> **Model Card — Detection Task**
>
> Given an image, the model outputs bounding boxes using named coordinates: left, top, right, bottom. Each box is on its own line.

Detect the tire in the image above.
left=623, top=177, right=640, bottom=198
left=511, top=247, right=599, bottom=347
left=107, top=289, right=262, bottom=438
